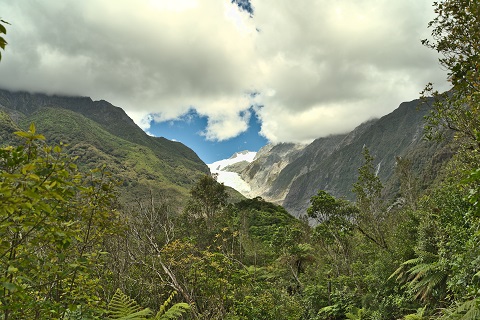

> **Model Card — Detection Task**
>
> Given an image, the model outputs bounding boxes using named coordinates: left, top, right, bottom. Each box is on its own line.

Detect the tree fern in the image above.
left=405, top=259, right=447, bottom=302
left=390, top=253, right=447, bottom=302
left=107, top=288, right=153, bottom=320
left=441, top=298, right=480, bottom=320
left=345, top=307, right=366, bottom=320
left=106, top=289, right=190, bottom=320
left=403, top=306, right=426, bottom=320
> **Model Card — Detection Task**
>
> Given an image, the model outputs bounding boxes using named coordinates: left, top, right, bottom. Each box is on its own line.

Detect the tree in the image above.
left=307, top=190, right=356, bottom=276
left=111, top=195, right=202, bottom=319
left=0, top=19, right=8, bottom=61
left=352, top=147, right=389, bottom=250
left=0, top=124, right=119, bottom=319
left=395, top=156, right=420, bottom=210
left=183, top=174, right=229, bottom=232
left=421, top=0, right=480, bottom=151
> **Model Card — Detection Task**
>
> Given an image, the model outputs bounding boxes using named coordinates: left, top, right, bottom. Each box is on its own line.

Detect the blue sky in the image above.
left=147, top=107, right=268, bottom=163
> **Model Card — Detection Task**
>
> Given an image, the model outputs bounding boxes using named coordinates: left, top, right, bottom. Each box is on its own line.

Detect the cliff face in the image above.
left=239, top=143, right=306, bottom=204
left=239, top=98, right=455, bottom=218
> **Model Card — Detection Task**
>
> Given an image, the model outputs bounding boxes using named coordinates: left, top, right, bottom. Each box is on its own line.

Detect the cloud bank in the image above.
left=0, top=0, right=449, bottom=143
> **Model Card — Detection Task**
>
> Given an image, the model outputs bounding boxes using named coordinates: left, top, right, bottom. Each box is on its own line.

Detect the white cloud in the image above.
left=0, top=0, right=449, bottom=144
left=201, top=107, right=251, bottom=141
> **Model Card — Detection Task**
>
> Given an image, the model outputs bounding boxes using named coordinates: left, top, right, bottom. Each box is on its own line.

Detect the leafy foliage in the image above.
left=155, top=291, right=190, bottom=320
left=421, top=0, right=480, bottom=150
left=352, top=147, right=389, bottom=250
left=0, top=19, right=8, bottom=61
left=0, top=124, right=119, bottom=318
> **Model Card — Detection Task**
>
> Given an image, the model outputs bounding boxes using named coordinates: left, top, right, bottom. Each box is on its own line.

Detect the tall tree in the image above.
left=352, top=147, right=388, bottom=250
left=307, top=190, right=356, bottom=276
left=422, top=0, right=480, bottom=150
left=184, top=174, right=229, bottom=232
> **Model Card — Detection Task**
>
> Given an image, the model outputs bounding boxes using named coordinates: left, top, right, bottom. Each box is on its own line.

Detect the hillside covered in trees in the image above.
left=1, top=0, right=479, bottom=319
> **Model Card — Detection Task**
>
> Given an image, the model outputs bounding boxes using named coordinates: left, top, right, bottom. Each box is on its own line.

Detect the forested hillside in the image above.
left=1, top=1, right=479, bottom=319
left=0, top=89, right=210, bottom=205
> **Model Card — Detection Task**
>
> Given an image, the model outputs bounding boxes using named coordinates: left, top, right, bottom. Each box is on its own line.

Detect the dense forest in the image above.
left=1, top=0, right=479, bottom=319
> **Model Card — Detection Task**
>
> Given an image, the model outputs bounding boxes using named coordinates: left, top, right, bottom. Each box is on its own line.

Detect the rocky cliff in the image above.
left=238, top=98, right=455, bottom=218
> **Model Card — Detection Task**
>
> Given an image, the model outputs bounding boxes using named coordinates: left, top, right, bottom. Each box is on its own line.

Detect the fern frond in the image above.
left=409, top=266, right=446, bottom=301
left=407, top=261, right=434, bottom=280
left=154, top=303, right=190, bottom=320
left=107, top=288, right=153, bottom=320
left=157, top=291, right=176, bottom=317
left=345, top=307, right=365, bottom=320
left=389, top=258, right=424, bottom=282
left=448, top=298, right=480, bottom=320
left=155, top=291, right=190, bottom=320
left=403, top=306, right=425, bottom=320
left=461, top=306, right=480, bottom=320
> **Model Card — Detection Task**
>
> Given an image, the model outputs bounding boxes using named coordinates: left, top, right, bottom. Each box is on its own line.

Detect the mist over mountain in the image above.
left=222, top=97, right=455, bottom=218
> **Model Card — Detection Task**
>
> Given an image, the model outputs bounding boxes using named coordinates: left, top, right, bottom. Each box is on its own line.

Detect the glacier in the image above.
left=207, top=151, right=256, bottom=197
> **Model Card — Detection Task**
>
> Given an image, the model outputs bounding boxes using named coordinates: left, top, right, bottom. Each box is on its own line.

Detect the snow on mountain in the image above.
left=208, top=151, right=256, bottom=197
left=208, top=150, right=256, bottom=171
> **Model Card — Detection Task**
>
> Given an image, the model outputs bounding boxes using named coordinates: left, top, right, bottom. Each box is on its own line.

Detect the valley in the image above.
left=1, top=1, right=478, bottom=317
left=212, top=97, right=454, bottom=218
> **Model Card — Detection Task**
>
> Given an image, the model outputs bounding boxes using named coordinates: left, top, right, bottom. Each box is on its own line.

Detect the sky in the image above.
left=0, top=0, right=450, bottom=162
left=148, top=106, right=268, bottom=162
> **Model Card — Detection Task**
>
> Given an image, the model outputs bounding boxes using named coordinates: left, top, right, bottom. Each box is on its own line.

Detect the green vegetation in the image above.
left=106, top=289, right=190, bottom=319
left=0, top=0, right=478, bottom=318
left=0, top=104, right=209, bottom=207
left=0, top=124, right=119, bottom=318
left=0, top=19, right=8, bottom=61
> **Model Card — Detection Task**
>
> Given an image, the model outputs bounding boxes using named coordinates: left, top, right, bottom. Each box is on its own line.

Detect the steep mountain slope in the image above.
left=0, top=88, right=210, bottom=205
left=240, top=143, right=306, bottom=203
left=240, top=98, right=455, bottom=217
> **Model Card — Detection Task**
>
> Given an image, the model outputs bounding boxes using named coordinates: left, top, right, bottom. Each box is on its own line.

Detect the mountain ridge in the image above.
left=224, top=97, right=455, bottom=217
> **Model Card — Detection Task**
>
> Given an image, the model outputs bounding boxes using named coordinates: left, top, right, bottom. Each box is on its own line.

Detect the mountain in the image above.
left=0, top=88, right=455, bottom=218
left=208, top=150, right=256, bottom=197
left=236, top=98, right=455, bottom=218
left=239, top=143, right=306, bottom=203
left=0, top=88, right=210, bottom=206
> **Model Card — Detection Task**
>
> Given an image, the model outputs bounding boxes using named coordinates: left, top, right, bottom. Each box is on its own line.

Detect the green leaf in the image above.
left=29, top=122, right=36, bottom=133
left=155, top=303, right=190, bottom=320
left=14, top=130, right=32, bottom=138
left=7, top=265, right=18, bottom=274
left=2, top=282, right=18, bottom=292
